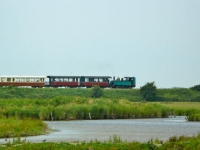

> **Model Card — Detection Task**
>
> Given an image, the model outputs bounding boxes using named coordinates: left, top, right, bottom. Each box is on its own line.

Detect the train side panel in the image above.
left=81, top=82, right=109, bottom=87
left=50, top=82, right=78, bottom=87
left=0, top=82, right=45, bottom=87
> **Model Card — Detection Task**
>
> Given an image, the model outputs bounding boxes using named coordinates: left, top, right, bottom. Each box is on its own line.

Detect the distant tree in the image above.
left=91, top=85, right=103, bottom=98
left=190, top=84, right=200, bottom=92
left=140, top=82, right=157, bottom=101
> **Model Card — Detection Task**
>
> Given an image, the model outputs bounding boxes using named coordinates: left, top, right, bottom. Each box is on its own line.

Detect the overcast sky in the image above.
left=0, top=1, right=200, bottom=88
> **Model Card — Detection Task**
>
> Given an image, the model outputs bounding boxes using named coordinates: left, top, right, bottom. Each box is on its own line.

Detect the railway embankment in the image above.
left=0, top=86, right=200, bottom=102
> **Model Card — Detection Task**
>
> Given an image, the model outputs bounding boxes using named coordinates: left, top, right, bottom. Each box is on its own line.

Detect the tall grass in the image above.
left=0, top=118, right=48, bottom=138
left=0, top=97, right=172, bottom=120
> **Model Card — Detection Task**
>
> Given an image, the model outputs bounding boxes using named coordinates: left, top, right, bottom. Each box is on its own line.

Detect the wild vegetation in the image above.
left=0, top=97, right=170, bottom=120
left=140, top=82, right=157, bottom=101
left=0, top=86, right=200, bottom=102
left=0, top=86, right=200, bottom=149
left=190, top=84, right=200, bottom=92
left=1, top=134, right=200, bottom=150
left=0, top=118, right=48, bottom=138
left=0, top=97, right=200, bottom=121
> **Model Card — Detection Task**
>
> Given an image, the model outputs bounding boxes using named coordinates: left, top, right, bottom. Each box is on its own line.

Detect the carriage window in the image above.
left=36, top=78, right=39, bottom=82
left=40, top=78, right=43, bottom=82
left=7, top=78, right=11, bottom=82
left=85, top=78, right=89, bottom=82
left=99, top=79, right=103, bottom=82
left=30, top=78, right=35, bottom=82
left=1, top=78, right=5, bottom=82
left=69, top=78, right=73, bottom=82
left=94, top=78, right=98, bottom=82
left=64, top=78, right=68, bottom=82
left=12, top=78, right=15, bottom=82
left=16, top=78, right=20, bottom=82
left=26, top=78, right=30, bottom=82
left=21, top=78, right=25, bottom=82
left=55, top=78, right=59, bottom=81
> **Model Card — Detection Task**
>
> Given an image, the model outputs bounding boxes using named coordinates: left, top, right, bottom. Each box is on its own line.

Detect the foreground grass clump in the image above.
left=1, top=134, right=200, bottom=150
left=0, top=135, right=157, bottom=150
left=0, top=118, right=48, bottom=138
left=159, top=134, right=200, bottom=150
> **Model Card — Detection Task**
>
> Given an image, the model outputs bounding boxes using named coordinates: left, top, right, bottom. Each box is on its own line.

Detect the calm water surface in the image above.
left=0, top=116, right=200, bottom=143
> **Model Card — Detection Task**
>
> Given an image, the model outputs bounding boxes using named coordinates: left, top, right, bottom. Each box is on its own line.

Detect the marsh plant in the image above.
left=0, top=118, right=48, bottom=138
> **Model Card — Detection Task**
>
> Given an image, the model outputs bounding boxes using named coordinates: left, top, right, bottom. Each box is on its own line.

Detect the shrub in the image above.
left=140, top=82, right=157, bottom=101
left=91, top=86, right=103, bottom=98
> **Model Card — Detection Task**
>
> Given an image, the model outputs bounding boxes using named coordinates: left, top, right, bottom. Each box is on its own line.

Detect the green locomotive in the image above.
left=109, top=77, right=136, bottom=88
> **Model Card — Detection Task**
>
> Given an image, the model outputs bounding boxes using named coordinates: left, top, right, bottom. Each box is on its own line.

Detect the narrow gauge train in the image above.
left=0, top=75, right=136, bottom=88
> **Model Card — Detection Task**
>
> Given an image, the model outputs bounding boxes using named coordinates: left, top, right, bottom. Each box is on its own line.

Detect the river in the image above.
left=0, top=116, right=200, bottom=144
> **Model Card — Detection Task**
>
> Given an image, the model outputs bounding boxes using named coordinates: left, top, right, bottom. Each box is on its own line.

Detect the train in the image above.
left=0, top=75, right=136, bottom=88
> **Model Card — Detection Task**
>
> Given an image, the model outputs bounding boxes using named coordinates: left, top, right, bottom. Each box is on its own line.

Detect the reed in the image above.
left=1, top=97, right=200, bottom=121
left=0, top=118, right=48, bottom=138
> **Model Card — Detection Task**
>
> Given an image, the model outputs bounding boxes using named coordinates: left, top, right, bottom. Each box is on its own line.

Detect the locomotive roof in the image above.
left=124, top=77, right=135, bottom=78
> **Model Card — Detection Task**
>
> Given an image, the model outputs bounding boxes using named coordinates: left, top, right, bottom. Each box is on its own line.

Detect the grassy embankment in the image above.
left=0, top=118, right=48, bottom=138
left=1, top=86, right=200, bottom=102
left=1, top=134, right=200, bottom=150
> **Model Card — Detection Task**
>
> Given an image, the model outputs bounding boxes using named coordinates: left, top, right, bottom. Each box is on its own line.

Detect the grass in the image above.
left=1, top=86, right=200, bottom=102
left=1, top=97, right=200, bottom=120
left=159, top=102, right=200, bottom=109
left=0, top=97, right=171, bottom=120
left=1, top=134, right=200, bottom=150
left=0, top=118, right=48, bottom=138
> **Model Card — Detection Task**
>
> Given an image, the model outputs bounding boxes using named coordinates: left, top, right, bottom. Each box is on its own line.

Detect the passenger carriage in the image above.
left=0, top=76, right=46, bottom=87
left=47, top=76, right=80, bottom=87
left=80, top=76, right=111, bottom=88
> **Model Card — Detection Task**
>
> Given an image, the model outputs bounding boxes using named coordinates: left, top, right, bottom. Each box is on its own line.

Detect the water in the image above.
left=0, top=116, right=200, bottom=144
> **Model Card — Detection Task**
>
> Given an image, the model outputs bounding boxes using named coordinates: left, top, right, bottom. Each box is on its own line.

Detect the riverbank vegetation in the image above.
left=0, top=118, right=48, bottom=138
left=0, top=97, right=200, bottom=121
left=1, top=134, right=200, bottom=150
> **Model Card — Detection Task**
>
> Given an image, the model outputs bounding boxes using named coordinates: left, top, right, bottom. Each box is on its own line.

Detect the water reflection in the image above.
left=0, top=116, right=199, bottom=144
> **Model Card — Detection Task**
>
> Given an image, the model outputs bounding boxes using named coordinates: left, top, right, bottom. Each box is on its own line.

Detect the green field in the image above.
left=0, top=86, right=200, bottom=102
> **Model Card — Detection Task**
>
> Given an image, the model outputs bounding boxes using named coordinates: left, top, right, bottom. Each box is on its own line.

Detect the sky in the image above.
left=0, top=0, right=200, bottom=88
